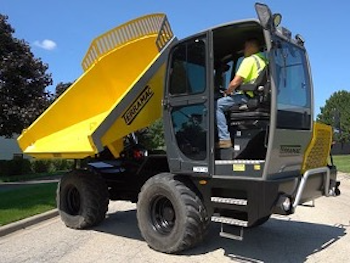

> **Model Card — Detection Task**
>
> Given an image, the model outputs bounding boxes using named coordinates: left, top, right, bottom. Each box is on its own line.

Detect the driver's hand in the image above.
left=224, top=89, right=232, bottom=96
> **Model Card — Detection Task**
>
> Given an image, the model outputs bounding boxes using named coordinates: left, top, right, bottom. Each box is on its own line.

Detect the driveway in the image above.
left=0, top=174, right=349, bottom=263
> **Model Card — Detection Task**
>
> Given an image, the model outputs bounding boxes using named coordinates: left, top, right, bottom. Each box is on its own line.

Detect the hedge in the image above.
left=0, top=159, right=74, bottom=177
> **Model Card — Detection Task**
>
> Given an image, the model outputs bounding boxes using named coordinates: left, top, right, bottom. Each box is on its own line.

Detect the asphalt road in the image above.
left=1, top=174, right=349, bottom=263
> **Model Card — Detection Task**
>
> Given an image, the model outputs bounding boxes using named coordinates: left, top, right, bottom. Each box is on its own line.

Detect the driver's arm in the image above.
left=225, top=56, right=253, bottom=95
left=225, top=75, right=244, bottom=95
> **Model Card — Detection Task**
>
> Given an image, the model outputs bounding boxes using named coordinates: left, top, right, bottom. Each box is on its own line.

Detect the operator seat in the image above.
left=228, top=67, right=270, bottom=127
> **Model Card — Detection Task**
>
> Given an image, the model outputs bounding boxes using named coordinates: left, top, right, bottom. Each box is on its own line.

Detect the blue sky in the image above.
left=1, top=0, right=349, bottom=116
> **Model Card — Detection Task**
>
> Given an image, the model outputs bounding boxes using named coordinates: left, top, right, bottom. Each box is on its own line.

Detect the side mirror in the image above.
left=255, top=3, right=282, bottom=31
left=255, top=3, right=272, bottom=29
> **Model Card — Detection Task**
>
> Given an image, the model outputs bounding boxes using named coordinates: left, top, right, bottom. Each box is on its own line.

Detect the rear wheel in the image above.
left=57, top=170, right=109, bottom=229
left=137, top=173, right=209, bottom=253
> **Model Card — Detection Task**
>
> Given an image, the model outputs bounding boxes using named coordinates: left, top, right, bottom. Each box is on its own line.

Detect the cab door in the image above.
left=264, top=36, right=313, bottom=178
left=254, top=3, right=313, bottom=178
left=163, top=32, right=214, bottom=176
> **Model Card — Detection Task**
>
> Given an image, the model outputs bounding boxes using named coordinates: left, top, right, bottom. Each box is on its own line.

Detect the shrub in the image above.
left=51, top=159, right=74, bottom=171
left=0, top=158, right=74, bottom=177
left=31, top=159, right=54, bottom=174
left=0, top=160, right=8, bottom=176
left=0, top=159, right=32, bottom=176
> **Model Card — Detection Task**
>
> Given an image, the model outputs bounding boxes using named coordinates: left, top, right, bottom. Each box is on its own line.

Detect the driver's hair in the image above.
left=245, top=38, right=260, bottom=49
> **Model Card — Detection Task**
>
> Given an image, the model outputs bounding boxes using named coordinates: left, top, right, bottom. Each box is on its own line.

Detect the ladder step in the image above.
left=220, top=228, right=244, bottom=241
left=211, top=197, right=248, bottom=206
left=211, top=215, right=248, bottom=227
left=215, top=159, right=265, bottom=165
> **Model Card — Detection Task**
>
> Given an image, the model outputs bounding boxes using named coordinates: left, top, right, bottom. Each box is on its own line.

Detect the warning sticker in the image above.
left=254, top=164, right=261, bottom=171
left=233, top=164, right=245, bottom=172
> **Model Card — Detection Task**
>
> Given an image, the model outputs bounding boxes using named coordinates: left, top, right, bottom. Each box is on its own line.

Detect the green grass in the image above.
left=333, top=155, right=350, bottom=173
left=0, top=183, right=57, bottom=226
left=0, top=171, right=65, bottom=183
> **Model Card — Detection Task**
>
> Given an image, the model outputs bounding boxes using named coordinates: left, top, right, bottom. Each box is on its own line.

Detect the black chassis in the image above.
left=188, top=163, right=337, bottom=226
left=88, top=153, right=170, bottom=203
left=87, top=149, right=337, bottom=227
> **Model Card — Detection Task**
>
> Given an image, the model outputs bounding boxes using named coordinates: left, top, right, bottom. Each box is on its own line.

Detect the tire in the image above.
left=249, top=215, right=271, bottom=228
left=57, top=170, right=109, bottom=229
left=137, top=173, right=209, bottom=253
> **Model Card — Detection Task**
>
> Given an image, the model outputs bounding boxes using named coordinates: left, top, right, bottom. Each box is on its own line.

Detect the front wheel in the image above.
left=137, top=173, right=209, bottom=253
left=249, top=215, right=271, bottom=228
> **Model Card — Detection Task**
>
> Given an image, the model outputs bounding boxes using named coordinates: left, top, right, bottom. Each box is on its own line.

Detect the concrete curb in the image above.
left=0, top=209, right=59, bottom=238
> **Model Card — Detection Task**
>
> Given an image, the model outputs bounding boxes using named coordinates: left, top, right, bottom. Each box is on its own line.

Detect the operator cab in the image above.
left=213, top=21, right=269, bottom=160
left=164, top=6, right=313, bottom=179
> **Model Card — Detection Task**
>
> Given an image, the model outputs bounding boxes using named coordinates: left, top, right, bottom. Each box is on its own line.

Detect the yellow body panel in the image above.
left=17, top=14, right=174, bottom=159
left=101, top=64, right=166, bottom=149
left=301, top=122, right=333, bottom=173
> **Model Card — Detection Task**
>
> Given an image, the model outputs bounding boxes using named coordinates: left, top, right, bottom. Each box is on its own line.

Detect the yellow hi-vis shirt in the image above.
left=236, top=52, right=266, bottom=97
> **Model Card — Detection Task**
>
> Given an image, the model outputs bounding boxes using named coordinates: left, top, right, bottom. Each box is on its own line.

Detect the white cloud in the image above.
left=33, top=39, right=57, bottom=51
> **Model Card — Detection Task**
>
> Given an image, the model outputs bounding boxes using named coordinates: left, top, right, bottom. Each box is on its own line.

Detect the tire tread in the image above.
left=57, top=170, right=109, bottom=229
left=137, top=173, right=209, bottom=253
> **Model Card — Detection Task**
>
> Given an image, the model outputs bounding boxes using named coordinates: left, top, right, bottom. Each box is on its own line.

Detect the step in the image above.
left=211, top=197, right=248, bottom=206
left=211, top=215, right=248, bottom=227
left=220, top=227, right=244, bottom=241
left=215, top=159, right=265, bottom=165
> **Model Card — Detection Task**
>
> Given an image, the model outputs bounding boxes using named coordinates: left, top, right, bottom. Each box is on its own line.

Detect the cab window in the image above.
left=274, top=39, right=311, bottom=130
left=169, top=38, right=206, bottom=95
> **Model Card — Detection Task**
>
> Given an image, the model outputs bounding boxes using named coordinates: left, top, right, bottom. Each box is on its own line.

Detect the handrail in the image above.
left=156, top=16, right=173, bottom=51
left=81, top=13, right=173, bottom=71
left=292, top=166, right=330, bottom=209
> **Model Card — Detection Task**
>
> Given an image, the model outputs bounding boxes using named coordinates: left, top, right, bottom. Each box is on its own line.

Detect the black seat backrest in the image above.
left=229, top=65, right=270, bottom=115
left=254, top=67, right=267, bottom=88
left=238, top=66, right=268, bottom=94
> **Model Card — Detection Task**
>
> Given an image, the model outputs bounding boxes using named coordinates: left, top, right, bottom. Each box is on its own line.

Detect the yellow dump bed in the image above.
left=18, top=14, right=175, bottom=159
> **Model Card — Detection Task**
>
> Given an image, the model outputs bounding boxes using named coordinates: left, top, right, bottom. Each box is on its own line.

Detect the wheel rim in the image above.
left=66, top=186, right=81, bottom=215
left=150, top=195, right=176, bottom=235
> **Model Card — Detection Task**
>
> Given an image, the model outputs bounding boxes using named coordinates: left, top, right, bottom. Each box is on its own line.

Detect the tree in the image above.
left=0, top=14, right=52, bottom=137
left=54, top=81, right=72, bottom=100
left=317, top=90, right=350, bottom=143
left=137, top=119, right=165, bottom=150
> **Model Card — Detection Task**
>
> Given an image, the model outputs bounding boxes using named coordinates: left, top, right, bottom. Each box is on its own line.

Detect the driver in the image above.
left=216, top=38, right=266, bottom=159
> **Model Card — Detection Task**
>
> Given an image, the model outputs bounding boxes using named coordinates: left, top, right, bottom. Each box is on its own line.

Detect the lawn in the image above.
left=332, top=155, right=350, bottom=174
left=0, top=183, right=57, bottom=226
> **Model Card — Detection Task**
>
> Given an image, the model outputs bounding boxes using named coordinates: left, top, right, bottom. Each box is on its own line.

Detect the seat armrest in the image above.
left=239, top=84, right=256, bottom=91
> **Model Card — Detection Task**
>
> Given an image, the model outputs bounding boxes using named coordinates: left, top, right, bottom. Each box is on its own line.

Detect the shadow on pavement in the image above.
left=186, top=218, right=347, bottom=262
left=93, top=209, right=142, bottom=241
left=93, top=209, right=347, bottom=262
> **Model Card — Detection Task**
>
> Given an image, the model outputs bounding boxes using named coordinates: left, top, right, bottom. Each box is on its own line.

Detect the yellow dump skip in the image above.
left=18, top=14, right=175, bottom=159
